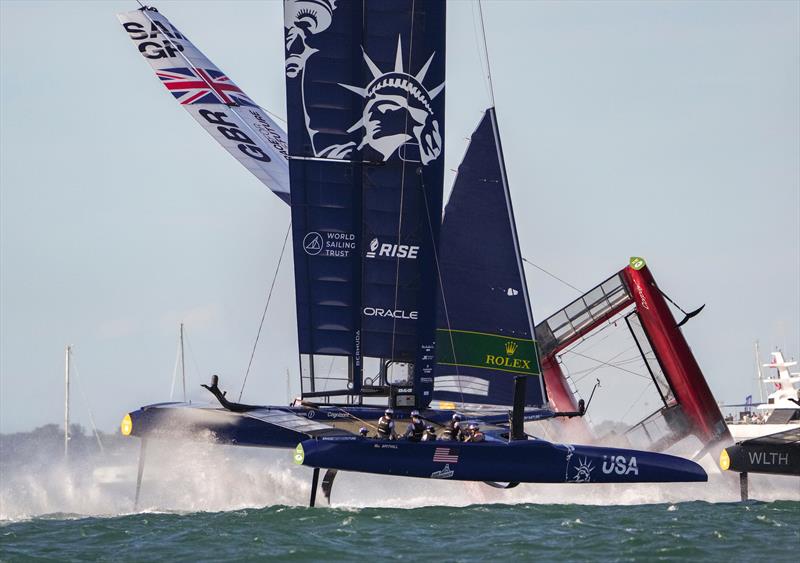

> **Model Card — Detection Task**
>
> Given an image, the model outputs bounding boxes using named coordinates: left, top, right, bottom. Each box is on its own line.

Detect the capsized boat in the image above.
left=117, top=1, right=707, bottom=506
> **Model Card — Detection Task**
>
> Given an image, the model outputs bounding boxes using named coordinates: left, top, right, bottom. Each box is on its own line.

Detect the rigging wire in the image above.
left=522, top=257, right=583, bottom=294
left=67, top=349, right=105, bottom=454
left=168, top=328, right=182, bottom=400
left=563, top=346, right=651, bottom=382
left=420, top=173, right=464, bottom=406
left=183, top=328, right=205, bottom=395
left=389, top=0, right=417, bottom=366
left=239, top=221, right=292, bottom=401
left=475, top=0, right=496, bottom=108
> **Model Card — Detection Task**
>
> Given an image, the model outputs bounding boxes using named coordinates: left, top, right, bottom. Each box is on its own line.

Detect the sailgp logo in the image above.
left=365, top=238, right=419, bottom=260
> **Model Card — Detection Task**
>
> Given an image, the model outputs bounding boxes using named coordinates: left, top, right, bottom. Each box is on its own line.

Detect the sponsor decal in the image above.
left=247, top=109, right=289, bottom=159
left=293, top=443, right=304, bottom=464
left=436, top=329, right=540, bottom=376
left=747, top=451, right=790, bottom=466
left=485, top=340, right=533, bottom=371
left=303, top=232, right=323, bottom=255
left=365, top=237, right=419, bottom=260
left=363, top=307, right=418, bottom=320
left=431, top=464, right=455, bottom=479
left=602, top=455, right=639, bottom=476
left=432, top=447, right=459, bottom=464
left=199, top=109, right=272, bottom=163
left=302, top=231, right=356, bottom=257
left=506, top=288, right=519, bottom=296
left=306, top=410, right=315, bottom=419
left=634, top=281, right=650, bottom=311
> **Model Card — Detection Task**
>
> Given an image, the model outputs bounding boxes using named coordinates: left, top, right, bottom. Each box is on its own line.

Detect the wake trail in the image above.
left=1, top=436, right=797, bottom=521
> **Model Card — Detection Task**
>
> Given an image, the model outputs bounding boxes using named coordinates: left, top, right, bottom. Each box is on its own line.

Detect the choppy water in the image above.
left=1, top=437, right=798, bottom=561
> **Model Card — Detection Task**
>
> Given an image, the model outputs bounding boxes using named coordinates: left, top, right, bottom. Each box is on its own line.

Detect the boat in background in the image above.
left=722, top=350, right=800, bottom=441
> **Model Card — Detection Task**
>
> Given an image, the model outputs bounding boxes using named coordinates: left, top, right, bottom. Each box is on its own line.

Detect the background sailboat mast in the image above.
left=180, top=323, right=186, bottom=402
left=754, top=340, right=764, bottom=403
left=64, top=344, right=70, bottom=460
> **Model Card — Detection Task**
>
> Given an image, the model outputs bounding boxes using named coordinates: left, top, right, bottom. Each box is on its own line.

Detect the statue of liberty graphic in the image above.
left=284, top=0, right=337, bottom=78
left=284, top=0, right=443, bottom=165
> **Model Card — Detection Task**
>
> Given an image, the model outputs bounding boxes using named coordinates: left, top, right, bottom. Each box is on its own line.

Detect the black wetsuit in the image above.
left=404, top=419, right=425, bottom=442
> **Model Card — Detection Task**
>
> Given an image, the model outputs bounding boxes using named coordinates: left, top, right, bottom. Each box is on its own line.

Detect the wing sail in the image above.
left=284, top=0, right=447, bottom=405
left=117, top=8, right=290, bottom=203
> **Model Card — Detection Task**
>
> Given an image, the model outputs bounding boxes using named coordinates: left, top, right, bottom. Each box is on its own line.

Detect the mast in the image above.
left=64, top=345, right=70, bottom=460
left=754, top=340, right=764, bottom=403
left=180, top=323, right=186, bottom=402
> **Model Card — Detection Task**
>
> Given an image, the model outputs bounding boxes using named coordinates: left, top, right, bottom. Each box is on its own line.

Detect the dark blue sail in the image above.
left=285, top=0, right=446, bottom=404
left=433, top=109, right=547, bottom=408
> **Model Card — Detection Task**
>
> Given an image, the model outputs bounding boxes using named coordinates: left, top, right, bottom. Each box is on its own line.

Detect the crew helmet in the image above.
left=468, top=423, right=479, bottom=431
left=411, top=410, right=420, bottom=418
left=384, top=408, right=394, bottom=416
left=426, top=425, right=435, bottom=431
left=452, top=413, right=462, bottom=421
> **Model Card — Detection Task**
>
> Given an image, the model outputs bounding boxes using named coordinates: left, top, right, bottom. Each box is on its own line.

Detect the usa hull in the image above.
left=297, top=437, right=708, bottom=483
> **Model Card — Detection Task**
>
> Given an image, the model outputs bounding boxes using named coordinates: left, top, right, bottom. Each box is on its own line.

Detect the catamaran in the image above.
left=116, top=2, right=709, bottom=505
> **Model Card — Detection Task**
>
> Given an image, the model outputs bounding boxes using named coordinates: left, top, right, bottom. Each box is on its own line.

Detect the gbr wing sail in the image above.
left=117, top=8, right=290, bottom=203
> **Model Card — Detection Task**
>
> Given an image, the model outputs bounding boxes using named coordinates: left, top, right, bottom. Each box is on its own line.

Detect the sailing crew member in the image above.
left=440, top=413, right=464, bottom=441
left=376, top=408, right=397, bottom=440
left=358, top=427, right=369, bottom=439
left=421, top=425, right=437, bottom=442
left=464, top=423, right=485, bottom=443
left=404, top=410, right=426, bottom=442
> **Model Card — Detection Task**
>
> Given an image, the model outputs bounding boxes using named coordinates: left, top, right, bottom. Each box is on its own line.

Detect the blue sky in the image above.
left=1, top=1, right=797, bottom=432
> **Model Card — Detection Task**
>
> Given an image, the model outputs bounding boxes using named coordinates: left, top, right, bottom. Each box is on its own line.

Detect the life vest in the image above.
left=407, top=419, right=425, bottom=441
left=377, top=416, right=394, bottom=438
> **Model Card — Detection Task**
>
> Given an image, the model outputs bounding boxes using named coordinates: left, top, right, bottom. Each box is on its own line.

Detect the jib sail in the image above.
left=118, top=7, right=290, bottom=203
left=284, top=0, right=446, bottom=405
left=433, top=109, right=547, bottom=409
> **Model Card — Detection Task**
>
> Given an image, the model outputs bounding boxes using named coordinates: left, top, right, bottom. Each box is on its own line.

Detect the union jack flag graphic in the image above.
left=156, top=67, right=256, bottom=107
left=433, top=447, right=459, bottom=464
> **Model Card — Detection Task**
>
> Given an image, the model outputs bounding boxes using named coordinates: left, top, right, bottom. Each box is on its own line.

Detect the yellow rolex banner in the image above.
left=436, top=329, right=541, bottom=376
